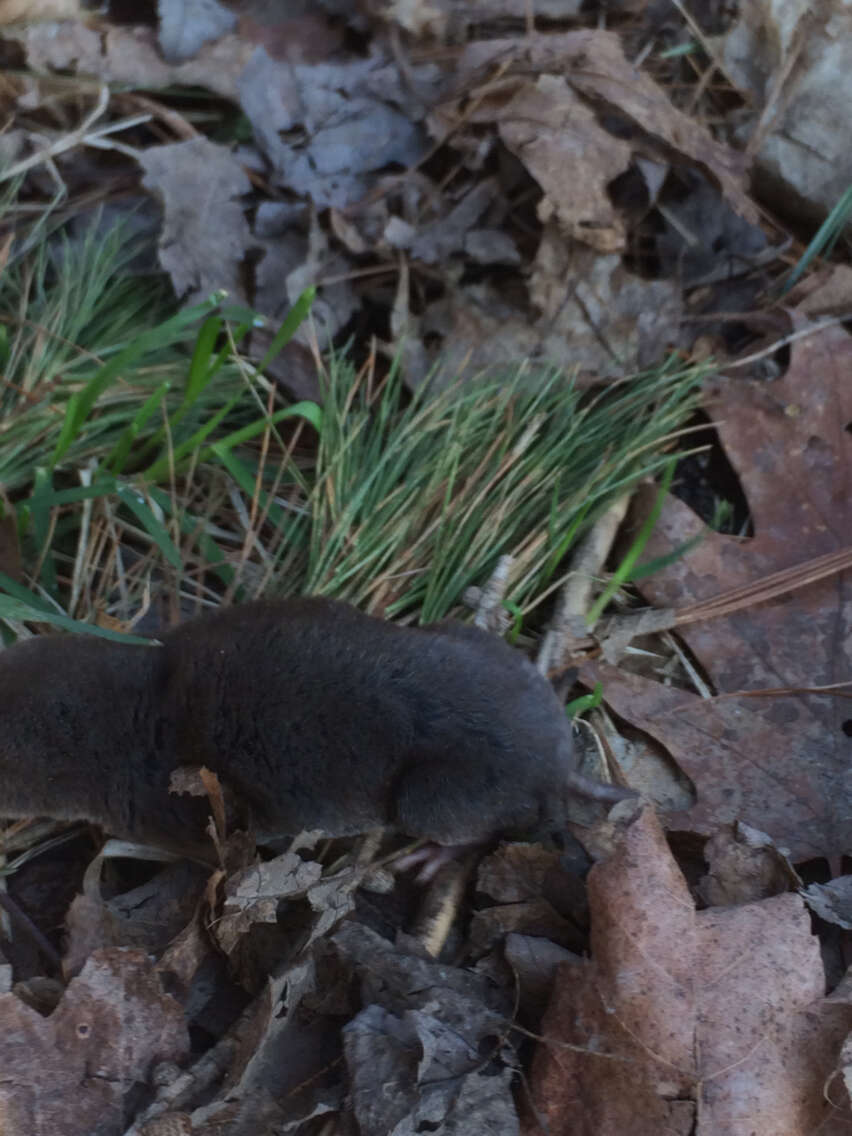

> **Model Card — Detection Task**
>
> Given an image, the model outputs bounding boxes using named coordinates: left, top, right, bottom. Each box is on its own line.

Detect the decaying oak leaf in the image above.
left=0, top=949, right=188, bottom=1135
left=529, top=807, right=852, bottom=1135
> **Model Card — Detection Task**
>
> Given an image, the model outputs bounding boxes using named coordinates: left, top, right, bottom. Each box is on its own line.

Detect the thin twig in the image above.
left=0, top=88, right=142, bottom=183
left=725, top=315, right=852, bottom=370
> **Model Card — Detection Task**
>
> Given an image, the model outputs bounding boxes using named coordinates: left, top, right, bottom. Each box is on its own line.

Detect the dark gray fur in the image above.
left=0, top=598, right=631, bottom=856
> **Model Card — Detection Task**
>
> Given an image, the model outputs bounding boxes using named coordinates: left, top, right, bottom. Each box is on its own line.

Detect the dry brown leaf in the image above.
left=0, top=949, right=188, bottom=1135
left=400, top=280, right=540, bottom=388
left=478, top=838, right=593, bottom=914
left=236, top=12, right=345, bottom=63
left=789, top=263, right=852, bottom=317
left=477, top=841, right=576, bottom=903
left=157, top=895, right=217, bottom=992
left=63, top=859, right=207, bottom=979
left=335, top=920, right=519, bottom=1136
left=410, top=179, right=499, bottom=263
left=840, top=1029, right=852, bottom=1109
left=503, top=932, right=578, bottom=1015
left=0, top=0, right=80, bottom=22
left=531, top=224, right=681, bottom=375
left=529, top=807, right=852, bottom=1135
left=652, top=171, right=769, bottom=288
left=15, top=20, right=252, bottom=100
left=384, top=0, right=586, bottom=39
left=213, top=850, right=322, bottom=954
left=138, top=1114, right=193, bottom=1135
left=582, top=319, right=852, bottom=861
left=432, top=39, right=630, bottom=254
left=498, top=75, right=630, bottom=253
left=198, top=765, right=227, bottom=841
left=697, top=821, right=800, bottom=907
left=182, top=958, right=342, bottom=1131
left=440, top=30, right=757, bottom=235
left=168, top=766, right=207, bottom=800
left=262, top=207, right=358, bottom=351
left=384, top=0, right=447, bottom=36
left=303, top=867, right=361, bottom=947
left=715, top=0, right=852, bottom=222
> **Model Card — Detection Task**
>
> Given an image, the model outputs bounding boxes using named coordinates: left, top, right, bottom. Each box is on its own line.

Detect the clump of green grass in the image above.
left=270, top=353, right=707, bottom=622
left=0, top=213, right=709, bottom=637
left=0, top=208, right=319, bottom=627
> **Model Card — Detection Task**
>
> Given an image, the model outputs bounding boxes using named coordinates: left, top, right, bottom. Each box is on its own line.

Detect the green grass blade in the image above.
left=141, top=391, right=244, bottom=482
left=185, top=314, right=223, bottom=403
left=628, top=530, right=707, bottom=580
left=566, top=682, right=603, bottom=716
left=17, top=480, right=120, bottom=509
left=544, top=496, right=593, bottom=582
left=256, top=286, right=315, bottom=373
left=106, top=381, right=172, bottom=473
left=210, top=443, right=287, bottom=528
left=585, top=455, right=678, bottom=628
left=27, top=466, right=58, bottom=593
left=50, top=299, right=218, bottom=466
left=146, top=486, right=240, bottom=592
left=114, top=485, right=183, bottom=569
left=129, top=316, right=255, bottom=466
left=199, top=400, right=322, bottom=460
left=0, top=576, right=155, bottom=643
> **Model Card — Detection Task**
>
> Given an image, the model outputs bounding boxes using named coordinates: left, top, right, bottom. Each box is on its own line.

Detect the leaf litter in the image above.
left=0, top=0, right=851, bottom=1133
left=529, top=808, right=852, bottom=1136
left=581, top=319, right=852, bottom=864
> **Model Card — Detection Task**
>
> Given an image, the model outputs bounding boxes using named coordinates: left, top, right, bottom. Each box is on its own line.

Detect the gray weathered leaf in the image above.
left=157, top=0, right=236, bottom=64
left=238, top=47, right=427, bottom=208
left=139, top=136, right=252, bottom=301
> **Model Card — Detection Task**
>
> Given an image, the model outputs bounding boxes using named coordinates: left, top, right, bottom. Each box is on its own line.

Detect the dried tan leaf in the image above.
left=716, top=0, right=852, bottom=221
left=698, top=821, right=800, bottom=907
left=15, top=20, right=252, bottom=100
left=0, top=0, right=80, bottom=22
left=531, top=224, right=681, bottom=375
left=158, top=0, right=236, bottom=64
left=441, top=30, right=756, bottom=232
left=530, top=807, right=852, bottom=1135
left=477, top=842, right=573, bottom=903
left=63, top=859, right=207, bottom=979
left=0, top=949, right=188, bottom=1134
left=499, top=75, right=630, bottom=253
